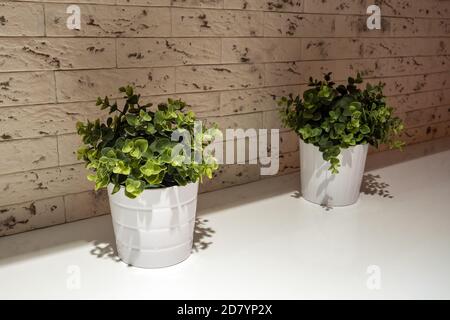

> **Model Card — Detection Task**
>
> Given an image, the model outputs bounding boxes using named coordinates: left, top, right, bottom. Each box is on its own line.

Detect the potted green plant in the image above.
left=279, top=73, right=404, bottom=207
left=77, top=86, right=219, bottom=268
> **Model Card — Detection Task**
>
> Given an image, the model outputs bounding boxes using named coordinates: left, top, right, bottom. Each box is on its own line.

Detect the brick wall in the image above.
left=1, top=0, right=449, bottom=236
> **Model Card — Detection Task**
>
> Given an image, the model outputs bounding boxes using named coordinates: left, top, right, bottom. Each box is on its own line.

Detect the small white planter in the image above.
left=300, top=139, right=368, bottom=207
left=107, top=182, right=199, bottom=269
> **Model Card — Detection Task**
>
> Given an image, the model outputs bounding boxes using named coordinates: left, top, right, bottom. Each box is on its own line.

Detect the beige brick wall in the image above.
left=1, top=0, right=450, bottom=236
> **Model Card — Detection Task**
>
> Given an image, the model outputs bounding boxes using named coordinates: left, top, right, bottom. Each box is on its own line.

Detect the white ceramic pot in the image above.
left=107, top=182, right=199, bottom=269
left=300, top=139, right=368, bottom=207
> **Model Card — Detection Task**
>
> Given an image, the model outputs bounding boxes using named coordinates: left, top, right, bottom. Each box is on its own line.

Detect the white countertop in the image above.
left=1, top=139, right=450, bottom=300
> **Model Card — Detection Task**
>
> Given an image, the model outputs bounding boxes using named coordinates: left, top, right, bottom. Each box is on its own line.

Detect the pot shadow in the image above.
left=89, top=217, right=216, bottom=263
left=361, top=174, right=393, bottom=199
left=292, top=188, right=334, bottom=211
left=319, top=195, right=334, bottom=212
left=291, top=173, right=393, bottom=211
left=291, top=191, right=301, bottom=199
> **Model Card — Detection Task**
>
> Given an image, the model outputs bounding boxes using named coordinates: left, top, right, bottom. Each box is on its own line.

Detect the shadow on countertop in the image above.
left=0, top=215, right=217, bottom=267
left=361, top=174, right=394, bottom=199
left=89, top=217, right=216, bottom=264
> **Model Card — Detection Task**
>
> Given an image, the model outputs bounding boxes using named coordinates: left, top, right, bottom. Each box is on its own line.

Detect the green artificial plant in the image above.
left=279, top=73, right=404, bottom=174
left=77, top=86, right=220, bottom=199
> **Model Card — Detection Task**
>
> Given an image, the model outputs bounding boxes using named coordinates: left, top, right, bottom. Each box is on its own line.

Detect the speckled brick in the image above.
left=0, top=72, right=56, bottom=107
left=118, top=38, right=221, bottom=68
left=172, top=8, right=263, bottom=36
left=0, top=197, right=65, bottom=237
left=176, top=64, right=264, bottom=93
left=64, top=190, right=110, bottom=222
left=0, top=38, right=116, bottom=72
left=0, top=137, right=59, bottom=175
left=45, top=4, right=171, bottom=37
left=0, top=2, right=45, bottom=36
left=55, top=68, right=175, bottom=102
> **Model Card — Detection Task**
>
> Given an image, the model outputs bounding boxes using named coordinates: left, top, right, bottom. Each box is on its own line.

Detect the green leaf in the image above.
left=140, top=109, right=152, bottom=122
left=126, top=114, right=139, bottom=126
left=122, top=140, right=134, bottom=153
left=360, top=125, right=371, bottom=135
left=112, top=183, right=121, bottom=194
left=334, top=123, right=346, bottom=134
left=146, top=124, right=156, bottom=135
left=125, top=86, right=134, bottom=97
left=113, top=160, right=131, bottom=175
left=124, top=126, right=136, bottom=136
left=135, top=139, right=149, bottom=152
left=109, top=103, right=118, bottom=114
left=125, top=178, right=144, bottom=197
left=311, top=127, right=322, bottom=137
left=140, top=160, right=164, bottom=176
left=144, top=171, right=165, bottom=186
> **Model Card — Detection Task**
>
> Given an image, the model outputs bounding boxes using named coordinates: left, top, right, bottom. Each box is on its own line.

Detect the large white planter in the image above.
left=300, top=139, right=368, bottom=207
left=107, top=182, right=199, bottom=269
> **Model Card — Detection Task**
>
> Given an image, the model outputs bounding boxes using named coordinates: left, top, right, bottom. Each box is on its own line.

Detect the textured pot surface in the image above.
left=300, top=139, right=368, bottom=207
left=107, top=182, right=199, bottom=269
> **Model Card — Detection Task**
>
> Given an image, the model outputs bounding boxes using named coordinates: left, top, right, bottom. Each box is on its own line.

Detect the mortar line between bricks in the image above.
left=62, top=193, right=68, bottom=223
left=55, top=133, right=61, bottom=167
left=114, top=38, right=118, bottom=69
left=1, top=70, right=450, bottom=110
left=42, top=3, right=47, bottom=37
left=1, top=52, right=450, bottom=74
left=1, top=72, right=450, bottom=110
left=169, top=6, right=173, bottom=37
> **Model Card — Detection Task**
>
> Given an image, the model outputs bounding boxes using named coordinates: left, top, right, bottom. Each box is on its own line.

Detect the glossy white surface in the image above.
left=0, top=138, right=449, bottom=299
left=108, top=182, right=199, bottom=269
left=300, top=140, right=369, bottom=206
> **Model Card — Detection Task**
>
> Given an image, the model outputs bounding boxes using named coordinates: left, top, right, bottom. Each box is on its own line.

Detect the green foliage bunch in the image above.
left=77, top=86, right=220, bottom=199
left=279, top=73, right=404, bottom=173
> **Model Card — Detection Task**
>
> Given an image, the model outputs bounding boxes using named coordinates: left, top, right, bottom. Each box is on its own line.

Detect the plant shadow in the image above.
left=192, top=218, right=215, bottom=253
left=89, top=217, right=216, bottom=264
left=361, top=174, right=394, bottom=199
left=90, top=240, right=121, bottom=263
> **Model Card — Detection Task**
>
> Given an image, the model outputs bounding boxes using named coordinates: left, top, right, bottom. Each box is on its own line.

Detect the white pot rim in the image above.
left=299, top=138, right=369, bottom=148
left=107, top=180, right=199, bottom=193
